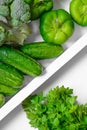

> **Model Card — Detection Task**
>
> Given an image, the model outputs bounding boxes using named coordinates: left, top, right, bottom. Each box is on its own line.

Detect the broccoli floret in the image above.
left=0, top=0, right=13, bottom=5
left=0, top=5, right=9, bottom=17
left=10, top=0, right=31, bottom=26
left=0, top=0, right=31, bottom=45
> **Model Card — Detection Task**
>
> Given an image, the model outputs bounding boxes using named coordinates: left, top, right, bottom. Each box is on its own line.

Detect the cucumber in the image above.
left=0, top=94, right=5, bottom=107
left=0, top=62, right=24, bottom=88
left=0, top=84, right=19, bottom=96
left=0, top=46, right=42, bottom=76
left=20, top=42, right=64, bottom=59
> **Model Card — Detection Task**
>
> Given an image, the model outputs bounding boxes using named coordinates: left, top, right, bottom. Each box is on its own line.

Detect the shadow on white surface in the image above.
left=0, top=46, right=87, bottom=130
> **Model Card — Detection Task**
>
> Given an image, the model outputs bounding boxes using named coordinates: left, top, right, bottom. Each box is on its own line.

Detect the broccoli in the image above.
left=0, top=5, right=9, bottom=17
left=0, top=21, right=31, bottom=45
left=0, top=0, right=31, bottom=45
left=10, top=0, right=31, bottom=26
left=0, top=0, right=13, bottom=5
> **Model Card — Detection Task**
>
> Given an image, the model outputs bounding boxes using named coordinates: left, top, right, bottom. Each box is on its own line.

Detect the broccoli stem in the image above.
left=0, top=21, right=31, bottom=45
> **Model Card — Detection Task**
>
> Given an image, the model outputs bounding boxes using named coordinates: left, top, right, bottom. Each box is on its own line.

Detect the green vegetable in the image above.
left=0, top=0, right=31, bottom=45
left=70, top=0, right=87, bottom=26
left=10, top=0, right=31, bottom=26
left=0, top=21, right=31, bottom=46
left=29, top=0, right=53, bottom=20
left=40, top=9, right=74, bottom=45
left=20, top=42, right=64, bottom=60
left=0, top=5, right=9, bottom=17
left=22, top=86, right=87, bottom=130
left=0, top=46, right=42, bottom=76
left=0, top=84, right=18, bottom=96
left=0, top=0, right=13, bottom=5
left=0, top=94, right=5, bottom=107
left=0, top=26, right=5, bottom=46
left=24, top=0, right=32, bottom=4
left=0, top=62, right=24, bottom=88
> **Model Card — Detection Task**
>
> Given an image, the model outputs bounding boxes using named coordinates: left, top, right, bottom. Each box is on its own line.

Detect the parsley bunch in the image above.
left=22, top=86, right=87, bottom=130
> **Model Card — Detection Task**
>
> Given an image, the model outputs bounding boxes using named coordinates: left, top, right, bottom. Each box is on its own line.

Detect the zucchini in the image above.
left=0, top=46, right=42, bottom=76
left=0, top=84, right=19, bottom=96
left=20, top=42, right=64, bottom=59
left=0, top=94, right=5, bottom=107
left=0, top=62, right=24, bottom=88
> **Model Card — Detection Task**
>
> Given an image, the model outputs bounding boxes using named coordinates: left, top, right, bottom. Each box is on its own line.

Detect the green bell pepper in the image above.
left=70, top=0, right=87, bottom=26
left=29, top=0, right=53, bottom=20
left=40, top=9, right=74, bottom=45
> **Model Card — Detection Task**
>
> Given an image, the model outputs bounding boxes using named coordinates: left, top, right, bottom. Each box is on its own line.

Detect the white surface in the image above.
left=0, top=0, right=87, bottom=129
left=0, top=46, right=87, bottom=130
left=0, top=33, right=87, bottom=121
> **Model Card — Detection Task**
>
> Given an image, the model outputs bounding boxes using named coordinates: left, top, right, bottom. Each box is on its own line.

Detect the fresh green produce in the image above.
left=0, top=0, right=13, bottom=5
left=0, top=62, right=24, bottom=88
left=24, top=0, right=32, bottom=4
left=0, top=21, right=31, bottom=45
left=10, top=0, right=31, bottom=26
left=0, top=26, right=5, bottom=45
left=28, top=0, right=53, bottom=20
left=22, top=86, right=87, bottom=130
left=0, top=94, right=5, bottom=107
left=70, top=0, right=87, bottom=26
left=0, top=5, right=9, bottom=17
left=0, top=84, right=18, bottom=96
left=40, top=9, right=74, bottom=45
left=0, top=0, right=31, bottom=45
left=0, top=46, right=42, bottom=76
left=20, top=42, right=64, bottom=60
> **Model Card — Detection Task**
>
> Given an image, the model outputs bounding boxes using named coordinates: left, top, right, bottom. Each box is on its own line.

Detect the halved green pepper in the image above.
left=70, top=0, right=87, bottom=26
left=40, top=9, right=74, bottom=45
left=29, top=0, right=53, bottom=20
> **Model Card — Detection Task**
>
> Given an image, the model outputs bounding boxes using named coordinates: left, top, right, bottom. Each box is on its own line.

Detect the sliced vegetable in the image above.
left=20, top=42, right=64, bottom=59
left=0, top=46, right=42, bottom=76
left=40, top=9, right=74, bottom=45
left=70, top=0, right=87, bottom=26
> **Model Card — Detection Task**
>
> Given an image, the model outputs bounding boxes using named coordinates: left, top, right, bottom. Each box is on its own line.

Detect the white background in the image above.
left=0, top=0, right=87, bottom=129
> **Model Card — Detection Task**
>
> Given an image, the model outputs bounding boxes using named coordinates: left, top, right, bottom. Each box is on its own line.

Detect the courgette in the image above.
left=0, top=46, right=42, bottom=76
left=20, top=42, right=64, bottom=59
left=0, top=94, right=5, bottom=107
left=0, top=84, right=19, bottom=96
left=0, top=62, right=24, bottom=88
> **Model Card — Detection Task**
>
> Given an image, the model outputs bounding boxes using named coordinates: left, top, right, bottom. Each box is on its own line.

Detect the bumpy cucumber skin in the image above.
left=20, top=42, right=64, bottom=60
left=0, top=84, right=19, bottom=96
left=0, top=62, right=24, bottom=88
left=70, top=0, right=87, bottom=26
left=40, top=9, right=74, bottom=44
left=0, top=94, right=5, bottom=107
left=0, top=46, right=42, bottom=76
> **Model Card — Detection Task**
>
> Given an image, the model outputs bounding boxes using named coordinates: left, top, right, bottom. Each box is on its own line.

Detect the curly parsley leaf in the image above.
left=22, top=86, right=87, bottom=130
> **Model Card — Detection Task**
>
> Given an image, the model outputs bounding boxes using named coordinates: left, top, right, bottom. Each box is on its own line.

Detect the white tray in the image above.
left=0, top=0, right=87, bottom=121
